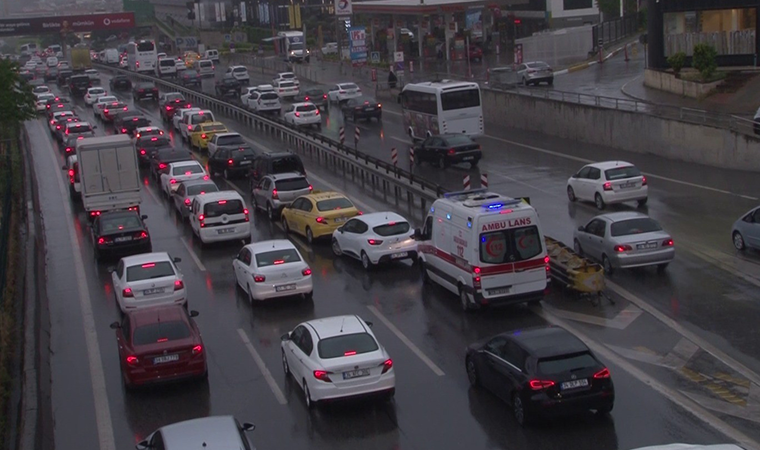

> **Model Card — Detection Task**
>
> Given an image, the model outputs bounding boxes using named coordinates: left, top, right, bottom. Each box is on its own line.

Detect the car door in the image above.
left=480, top=336, right=508, bottom=395
left=111, top=260, right=125, bottom=306
left=746, top=208, right=760, bottom=248
left=285, top=198, right=304, bottom=231
left=328, top=84, right=339, bottom=101
left=419, top=137, right=436, bottom=161
left=253, top=178, right=269, bottom=209
left=298, top=199, right=315, bottom=235
left=581, top=219, right=606, bottom=261
left=338, top=219, right=361, bottom=257
left=174, top=183, right=186, bottom=210
left=286, top=326, right=307, bottom=381
left=295, top=327, right=315, bottom=383
left=571, top=166, right=592, bottom=200
left=586, top=167, right=603, bottom=199
left=211, top=148, right=228, bottom=173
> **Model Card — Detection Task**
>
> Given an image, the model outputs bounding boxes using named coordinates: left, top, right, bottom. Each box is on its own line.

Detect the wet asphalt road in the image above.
left=30, top=67, right=760, bottom=450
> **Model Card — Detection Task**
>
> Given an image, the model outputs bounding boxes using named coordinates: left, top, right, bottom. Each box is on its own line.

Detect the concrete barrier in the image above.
left=644, top=69, right=723, bottom=99
left=481, top=88, right=760, bottom=172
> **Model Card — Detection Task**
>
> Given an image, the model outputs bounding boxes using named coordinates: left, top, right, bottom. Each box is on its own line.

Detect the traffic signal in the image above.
left=514, top=19, right=521, bottom=25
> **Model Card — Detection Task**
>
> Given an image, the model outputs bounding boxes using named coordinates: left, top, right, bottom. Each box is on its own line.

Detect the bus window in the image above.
left=441, top=88, right=480, bottom=111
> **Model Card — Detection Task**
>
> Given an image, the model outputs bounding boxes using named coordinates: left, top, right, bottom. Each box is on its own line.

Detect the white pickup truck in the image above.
left=77, top=135, right=141, bottom=219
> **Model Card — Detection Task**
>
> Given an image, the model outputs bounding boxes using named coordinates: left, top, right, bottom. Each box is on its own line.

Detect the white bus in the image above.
left=400, top=80, right=484, bottom=140
left=126, top=40, right=157, bottom=73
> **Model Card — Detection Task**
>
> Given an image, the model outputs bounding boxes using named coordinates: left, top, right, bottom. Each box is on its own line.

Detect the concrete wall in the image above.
left=480, top=88, right=760, bottom=172
left=516, top=25, right=593, bottom=67
left=644, top=69, right=723, bottom=99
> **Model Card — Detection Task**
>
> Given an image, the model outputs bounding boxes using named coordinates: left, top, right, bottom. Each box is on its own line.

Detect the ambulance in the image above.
left=415, top=189, right=549, bottom=311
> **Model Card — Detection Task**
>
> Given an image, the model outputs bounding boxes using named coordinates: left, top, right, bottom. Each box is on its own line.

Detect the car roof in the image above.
left=263, top=151, right=297, bottom=158
left=160, top=416, right=242, bottom=449
left=196, top=190, right=244, bottom=202
left=267, top=172, right=306, bottom=181
left=127, top=304, right=186, bottom=329
left=305, top=315, right=368, bottom=339
left=595, top=211, right=651, bottom=223
left=354, top=211, right=406, bottom=226
left=585, top=160, right=635, bottom=170
left=302, top=191, right=345, bottom=201
left=508, top=326, right=589, bottom=358
left=247, top=239, right=296, bottom=253
left=120, top=251, right=172, bottom=267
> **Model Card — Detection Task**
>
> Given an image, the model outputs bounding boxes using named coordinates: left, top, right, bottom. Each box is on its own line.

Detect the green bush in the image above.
left=692, top=43, right=717, bottom=81
left=667, top=52, right=686, bottom=74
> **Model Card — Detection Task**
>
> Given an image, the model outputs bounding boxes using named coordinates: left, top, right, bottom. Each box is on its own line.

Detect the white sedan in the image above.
left=160, top=161, right=208, bottom=197
left=36, top=93, right=55, bottom=112
left=92, top=95, right=118, bottom=113
left=84, top=87, right=108, bottom=105
left=327, top=82, right=362, bottom=104
left=567, top=160, right=648, bottom=210
left=281, top=315, right=395, bottom=409
left=331, top=212, right=417, bottom=270
left=233, top=240, right=313, bottom=302
left=283, top=102, right=321, bottom=130
left=110, top=252, right=186, bottom=313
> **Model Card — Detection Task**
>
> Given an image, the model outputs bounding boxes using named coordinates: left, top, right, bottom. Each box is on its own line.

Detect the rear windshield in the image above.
left=136, top=42, right=154, bottom=52
left=70, top=76, right=89, bottom=84
left=186, top=183, right=219, bottom=196
left=373, top=222, right=410, bottom=237
left=230, top=147, right=256, bottom=158
left=159, top=59, right=176, bottom=66
left=445, top=135, right=474, bottom=146
left=537, top=352, right=597, bottom=375
left=200, top=61, right=212, bottom=67
left=184, top=70, right=198, bottom=76
left=605, top=166, right=641, bottom=180
left=441, top=88, right=480, bottom=111
left=610, top=218, right=662, bottom=237
left=275, top=177, right=309, bottom=191
left=172, top=164, right=204, bottom=175
left=142, top=137, right=171, bottom=147
left=100, top=215, right=142, bottom=232
left=261, top=93, right=279, bottom=100
left=89, top=88, right=105, bottom=94
left=479, top=226, right=542, bottom=264
left=316, top=197, right=354, bottom=211
left=233, top=67, right=247, bottom=73
left=126, top=261, right=175, bottom=281
left=306, top=90, right=324, bottom=96
left=271, top=157, right=302, bottom=174
left=318, top=333, right=378, bottom=359
left=202, top=124, right=226, bottom=132
left=340, top=83, right=358, bottom=90
left=281, top=73, right=295, bottom=79
left=296, top=104, right=316, bottom=112
left=165, top=93, right=184, bottom=101
left=191, top=114, right=214, bottom=124
left=218, top=135, right=244, bottom=145
left=67, top=125, right=93, bottom=134
left=255, top=249, right=301, bottom=267
left=203, top=199, right=244, bottom=217
left=133, top=321, right=191, bottom=346
left=527, top=62, right=550, bottom=69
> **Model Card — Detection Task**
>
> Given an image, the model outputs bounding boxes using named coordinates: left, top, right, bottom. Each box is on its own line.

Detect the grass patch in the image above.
left=680, top=71, right=727, bottom=83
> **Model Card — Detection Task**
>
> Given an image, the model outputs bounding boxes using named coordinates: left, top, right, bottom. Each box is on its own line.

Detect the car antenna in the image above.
left=340, top=317, right=345, bottom=333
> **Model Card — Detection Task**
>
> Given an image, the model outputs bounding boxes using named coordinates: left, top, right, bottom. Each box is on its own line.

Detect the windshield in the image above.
left=290, top=43, right=304, bottom=50
left=219, top=135, right=244, bottom=145
left=204, top=199, right=244, bottom=217
left=605, top=166, right=641, bottom=180
left=133, top=321, right=190, bottom=346
left=479, top=226, right=542, bottom=264
left=316, top=197, right=354, bottom=211
left=172, top=164, right=204, bottom=175
left=318, top=333, right=378, bottom=359
left=373, top=222, right=410, bottom=236
left=441, top=88, right=480, bottom=111
left=610, top=218, right=662, bottom=237
left=126, top=261, right=175, bottom=281
left=255, top=249, right=301, bottom=267
left=186, top=183, right=218, bottom=196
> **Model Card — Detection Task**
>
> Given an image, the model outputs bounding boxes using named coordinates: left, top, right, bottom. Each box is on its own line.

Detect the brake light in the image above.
left=97, top=237, right=107, bottom=244
left=56, top=125, right=61, bottom=130
left=158, top=163, right=167, bottom=169
left=203, top=175, right=209, bottom=180
left=198, top=214, right=205, bottom=227
left=529, top=379, right=555, bottom=390
left=103, top=109, right=108, bottom=114
left=344, top=350, right=357, bottom=356
left=313, top=370, right=332, bottom=382
left=192, top=345, right=203, bottom=355
left=188, top=125, right=193, bottom=130
left=473, top=266, right=481, bottom=274
left=294, top=112, right=300, bottom=117
left=122, top=287, right=133, bottom=298
left=140, top=149, right=146, bottom=155
left=594, top=368, right=611, bottom=379
left=150, top=137, right=158, bottom=141
left=302, top=267, right=312, bottom=276
left=662, top=239, right=674, bottom=247
left=304, top=96, right=309, bottom=101
left=381, top=358, right=393, bottom=374
left=90, top=211, right=101, bottom=217
left=603, top=182, right=612, bottom=191
left=545, top=255, right=550, bottom=272
left=272, top=189, right=278, bottom=199
left=201, top=133, right=207, bottom=139
left=121, top=128, right=127, bottom=133
left=642, top=176, right=647, bottom=186
left=135, top=231, right=148, bottom=240
left=166, top=106, right=172, bottom=111
left=68, top=169, right=74, bottom=177
left=308, top=185, right=313, bottom=192
left=447, top=148, right=456, bottom=155
left=315, top=217, right=325, bottom=224
left=367, top=239, right=383, bottom=245
left=170, top=179, right=177, bottom=184
left=315, top=109, right=320, bottom=116
left=614, top=244, right=632, bottom=252
left=357, top=211, right=363, bottom=215
left=174, top=280, right=184, bottom=290
left=65, top=147, right=73, bottom=153
left=378, top=103, right=382, bottom=108
left=322, top=94, right=327, bottom=99
left=184, top=198, right=191, bottom=205
left=254, top=275, right=266, bottom=282
left=126, top=355, right=139, bottom=365
left=339, top=90, right=346, bottom=94
left=228, top=159, right=234, bottom=165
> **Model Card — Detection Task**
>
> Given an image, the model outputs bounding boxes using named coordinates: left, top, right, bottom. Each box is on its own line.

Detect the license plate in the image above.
left=334, top=217, right=347, bottom=223
left=391, top=252, right=408, bottom=259
left=364, top=107, right=375, bottom=111
left=637, top=242, right=658, bottom=249
left=488, top=287, right=511, bottom=296
left=620, top=182, right=636, bottom=189
left=240, top=160, right=252, bottom=165
left=114, top=236, right=132, bottom=243
left=462, top=156, right=474, bottom=161
left=561, top=379, right=589, bottom=390
left=342, top=368, right=370, bottom=380
left=143, top=288, right=165, bottom=295
left=153, top=354, right=179, bottom=364
left=275, top=284, right=296, bottom=292
left=217, top=227, right=235, bottom=235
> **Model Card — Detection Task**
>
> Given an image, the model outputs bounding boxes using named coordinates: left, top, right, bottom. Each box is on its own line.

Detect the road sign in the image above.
left=370, top=51, right=380, bottom=63
left=176, top=36, right=198, bottom=50
left=224, top=34, right=232, bottom=43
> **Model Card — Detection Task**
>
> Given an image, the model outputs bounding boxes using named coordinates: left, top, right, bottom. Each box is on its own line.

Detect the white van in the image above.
left=156, top=57, right=177, bottom=77
left=104, top=48, right=120, bottom=65
left=416, top=189, right=549, bottom=311
left=190, top=191, right=251, bottom=244
left=196, top=59, right=215, bottom=77
left=204, top=49, right=219, bottom=62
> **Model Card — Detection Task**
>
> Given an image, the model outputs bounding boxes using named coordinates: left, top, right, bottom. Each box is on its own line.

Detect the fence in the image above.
left=593, top=14, right=640, bottom=48
left=0, top=133, right=17, bottom=301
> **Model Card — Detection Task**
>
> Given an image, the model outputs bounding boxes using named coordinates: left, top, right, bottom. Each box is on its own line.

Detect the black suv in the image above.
left=109, top=74, right=132, bottom=91
left=135, top=135, right=172, bottom=166
left=68, top=75, right=91, bottom=97
left=133, top=82, right=159, bottom=101
left=208, top=145, right=257, bottom=179
left=56, top=69, right=73, bottom=85
left=150, top=148, right=194, bottom=179
left=114, top=112, right=150, bottom=136
left=248, top=151, right=305, bottom=191
left=215, top=74, right=241, bottom=98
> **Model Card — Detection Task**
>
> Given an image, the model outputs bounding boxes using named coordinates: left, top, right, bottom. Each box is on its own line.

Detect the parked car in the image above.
left=732, top=205, right=760, bottom=251
left=340, top=96, right=382, bottom=122
left=413, top=134, right=481, bottom=168
left=517, top=61, right=554, bottom=86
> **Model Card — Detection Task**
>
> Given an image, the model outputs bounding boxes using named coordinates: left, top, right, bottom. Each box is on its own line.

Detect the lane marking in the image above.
left=179, top=237, right=206, bottom=272
left=366, top=305, right=445, bottom=377
left=532, top=305, right=760, bottom=450
left=222, top=178, right=246, bottom=196
left=36, top=119, right=117, bottom=450
left=237, top=328, right=288, bottom=405
left=542, top=303, right=642, bottom=330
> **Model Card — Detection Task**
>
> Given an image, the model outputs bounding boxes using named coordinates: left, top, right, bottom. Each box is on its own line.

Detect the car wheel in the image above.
left=361, top=251, right=372, bottom=270
left=466, top=356, right=479, bottom=386
left=248, top=284, right=255, bottom=304
left=266, top=203, right=275, bottom=221
left=437, top=154, right=447, bottom=169
left=567, top=186, right=577, bottom=202
left=548, top=78, right=554, bottom=86
left=602, top=254, right=614, bottom=275
left=304, top=380, right=315, bottom=409
left=733, top=231, right=746, bottom=251
left=306, top=227, right=314, bottom=245
left=594, top=193, right=606, bottom=210
left=420, top=260, right=430, bottom=284
left=514, top=394, right=530, bottom=426
left=459, top=285, right=473, bottom=312
left=596, top=403, right=614, bottom=415
left=282, top=217, right=290, bottom=233
left=573, top=239, right=583, bottom=256
left=522, top=77, right=528, bottom=86
left=657, top=263, right=669, bottom=273
left=331, top=238, right=342, bottom=256
left=637, top=197, right=648, bottom=207
left=281, top=350, right=290, bottom=376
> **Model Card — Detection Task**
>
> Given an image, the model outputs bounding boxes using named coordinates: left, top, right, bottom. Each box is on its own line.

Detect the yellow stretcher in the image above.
left=545, top=236, right=612, bottom=305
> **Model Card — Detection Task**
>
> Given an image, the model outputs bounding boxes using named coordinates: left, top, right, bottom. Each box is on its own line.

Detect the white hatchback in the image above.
left=274, top=80, right=299, bottom=99
left=327, top=83, right=362, bottom=104
left=110, top=252, right=187, bottom=313
left=160, top=161, right=209, bottom=196
left=189, top=191, right=251, bottom=245
left=92, top=95, right=118, bottom=113
left=233, top=240, right=313, bottom=302
left=567, top=161, right=648, bottom=210
left=280, top=315, right=395, bottom=409
left=84, top=87, right=107, bottom=105
left=332, top=212, right=418, bottom=270
left=283, top=102, right=321, bottom=129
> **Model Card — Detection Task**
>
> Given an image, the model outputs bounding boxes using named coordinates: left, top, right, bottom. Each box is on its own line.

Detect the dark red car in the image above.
left=469, top=45, right=484, bottom=62
left=110, top=305, right=207, bottom=389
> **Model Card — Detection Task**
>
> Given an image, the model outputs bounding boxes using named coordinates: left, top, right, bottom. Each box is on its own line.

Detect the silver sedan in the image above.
left=732, top=206, right=760, bottom=251
left=573, top=212, right=675, bottom=274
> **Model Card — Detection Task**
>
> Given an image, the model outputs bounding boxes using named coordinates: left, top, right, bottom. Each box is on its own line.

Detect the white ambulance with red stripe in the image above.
left=415, top=189, right=550, bottom=311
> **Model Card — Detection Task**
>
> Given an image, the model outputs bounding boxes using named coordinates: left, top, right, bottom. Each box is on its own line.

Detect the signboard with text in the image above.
left=349, top=26, right=367, bottom=66
left=0, top=12, right=135, bottom=36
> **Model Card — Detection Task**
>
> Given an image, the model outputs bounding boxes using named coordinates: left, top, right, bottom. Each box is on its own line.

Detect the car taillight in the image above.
left=315, top=109, right=320, bottom=116
left=254, top=275, right=266, bottom=282
left=529, top=379, right=555, bottom=390
left=642, top=176, right=647, bottom=186
left=166, top=106, right=172, bottom=111
left=603, top=182, right=612, bottom=191
left=447, top=148, right=456, bottom=155
left=308, top=184, right=313, bottom=192
left=90, top=211, right=101, bottom=217
left=593, top=368, right=611, bottom=379
left=139, top=89, right=144, bottom=92
left=313, top=370, right=332, bottom=382
left=203, top=175, right=209, bottom=180
left=122, top=287, right=134, bottom=298
left=188, top=125, right=193, bottom=130
left=367, top=239, right=383, bottom=245
left=302, top=267, right=312, bottom=276
left=184, top=198, right=191, bottom=205
left=244, top=208, right=249, bottom=222
left=65, top=147, right=72, bottom=153
left=294, top=112, right=300, bottom=117
left=272, top=189, right=278, bottom=199
left=662, top=239, right=674, bottom=247
left=228, top=159, right=234, bottom=165
left=126, top=355, right=139, bottom=365
left=544, top=255, right=550, bottom=273
left=170, top=179, right=177, bottom=184
left=140, top=149, right=146, bottom=155
left=174, top=280, right=184, bottom=290
left=192, top=345, right=203, bottom=355
left=201, top=133, right=207, bottom=139
left=122, top=128, right=127, bottom=133
left=315, top=217, right=325, bottom=224
left=614, top=244, right=632, bottom=252
left=158, top=163, right=167, bottom=169
left=198, top=214, right=205, bottom=227
left=381, top=358, right=393, bottom=374
left=56, top=125, right=61, bottom=130
left=322, top=94, right=327, bottom=99
left=339, top=90, right=346, bottom=94
left=68, top=169, right=74, bottom=177
left=103, top=109, right=108, bottom=114
left=134, top=231, right=148, bottom=240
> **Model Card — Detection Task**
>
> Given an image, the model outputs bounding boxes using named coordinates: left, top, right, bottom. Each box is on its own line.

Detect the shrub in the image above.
left=692, top=43, right=717, bottom=81
left=667, top=52, right=686, bottom=75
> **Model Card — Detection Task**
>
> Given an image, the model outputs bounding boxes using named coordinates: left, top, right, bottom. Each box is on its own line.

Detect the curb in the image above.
left=620, top=75, right=647, bottom=102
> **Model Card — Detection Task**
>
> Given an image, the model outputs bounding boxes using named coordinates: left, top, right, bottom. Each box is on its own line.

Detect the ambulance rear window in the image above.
left=480, top=226, right=542, bottom=264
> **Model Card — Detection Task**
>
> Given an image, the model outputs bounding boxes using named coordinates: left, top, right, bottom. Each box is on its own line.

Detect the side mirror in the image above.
left=572, top=173, right=579, bottom=178
left=141, top=215, right=148, bottom=220
left=338, top=226, right=344, bottom=233
left=189, top=310, right=199, bottom=317
left=365, top=321, right=374, bottom=328
left=172, top=257, right=182, bottom=263
left=107, top=266, right=115, bottom=273
left=577, top=226, right=585, bottom=232
left=413, top=228, right=422, bottom=239
left=280, top=333, right=290, bottom=341
left=241, top=422, right=256, bottom=432
left=135, top=440, right=151, bottom=450
left=109, top=321, right=120, bottom=329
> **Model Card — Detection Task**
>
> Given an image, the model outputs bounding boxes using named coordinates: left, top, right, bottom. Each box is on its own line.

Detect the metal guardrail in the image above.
left=94, top=63, right=446, bottom=220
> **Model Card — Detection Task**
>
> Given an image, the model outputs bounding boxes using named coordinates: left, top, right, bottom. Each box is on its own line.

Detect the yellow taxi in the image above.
left=281, top=191, right=361, bottom=244
left=184, top=51, right=201, bottom=68
left=189, top=121, right=228, bottom=151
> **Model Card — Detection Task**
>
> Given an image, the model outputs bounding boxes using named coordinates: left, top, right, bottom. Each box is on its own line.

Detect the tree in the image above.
left=0, top=59, right=36, bottom=137
left=692, top=43, right=718, bottom=81
left=596, top=0, right=620, bottom=19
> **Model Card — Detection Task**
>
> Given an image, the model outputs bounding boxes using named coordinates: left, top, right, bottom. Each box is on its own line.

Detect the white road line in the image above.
left=303, top=171, right=373, bottom=213
left=143, top=183, right=162, bottom=205
left=37, top=120, right=116, bottom=450
left=533, top=305, right=760, bottom=450
left=179, top=238, right=206, bottom=272
left=237, top=328, right=288, bottom=405
left=366, top=305, right=445, bottom=377
left=223, top=178, right=246, bottom=196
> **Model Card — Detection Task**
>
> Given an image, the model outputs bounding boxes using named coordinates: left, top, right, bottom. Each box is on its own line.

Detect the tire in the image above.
left=248, top=284, right=255, bottom=304
left=548, top=78, right=554, bottom=86
left=602, top=254, right=614, bottom=275
left=459, top=285, right=473, bottom=312
left=573, top=239, right=583, bottom=256
left=657, top=263, right=669, bottom=273
left=266, top=203, right=275, bottom=221
left=419, top=260, right=430, bottom=284
left=733, top=231, right=746, bottom=251
left=594, top=193, right=606, bottom=210
left=332, top=238, right=342, bottom=256
left=302, top=291, right=313, bottom=302
left=304, top=380, right=315, bottom=409
left=567, top=186, right=576, bottom=202
left=514, top=394, right=530, bottom=426
left=306, top=227, right=314, bottom=245
left=466, top=356, right=479, bottom=386
left=470, top=159, right=479, bottom=168
left=282, top=350, right=290, bottom=376
left=282, top=217, right=290, bottom=234
left=522, top=77, right=528, bottom=86
left=596, top=403, right=614, bottom=415
left=437, top=154, right=447, bottom=169
left=361, top=251, right=372, bottom=270
left=637, top=197, right=648, bottom=207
